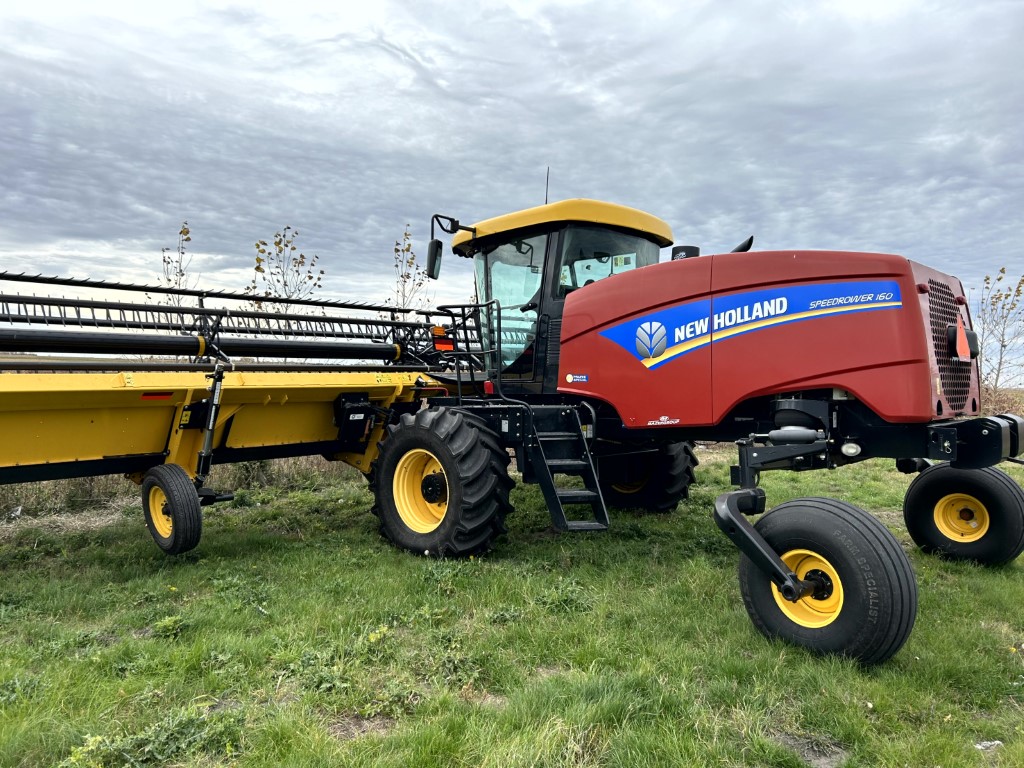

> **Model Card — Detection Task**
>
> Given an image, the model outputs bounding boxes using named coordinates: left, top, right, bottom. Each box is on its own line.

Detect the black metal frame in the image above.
left=0, top=271, right=446, bottom=368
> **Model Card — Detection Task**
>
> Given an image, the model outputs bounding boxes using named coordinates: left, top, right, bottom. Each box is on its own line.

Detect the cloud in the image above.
left=0, top=0, right=1021, bottom=310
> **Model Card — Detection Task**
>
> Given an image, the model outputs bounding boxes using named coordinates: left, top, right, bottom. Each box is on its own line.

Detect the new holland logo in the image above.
left=635, top=321, right=667, bottom=359
left=601, top=280, right=903, bottom=371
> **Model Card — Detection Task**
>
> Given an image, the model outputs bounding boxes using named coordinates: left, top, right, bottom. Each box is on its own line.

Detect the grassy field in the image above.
left=1, top=449, right=1023, bottom=767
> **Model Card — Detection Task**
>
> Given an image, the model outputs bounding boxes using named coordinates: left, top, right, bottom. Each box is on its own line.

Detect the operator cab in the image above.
left=430, top=199, right=673, bottom=393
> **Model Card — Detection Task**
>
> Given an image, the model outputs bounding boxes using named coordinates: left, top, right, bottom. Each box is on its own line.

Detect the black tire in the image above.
left=597, top=441, right=698, bottom=512
left=903, top=464, right=1024, bottom=566
left=738, top=497, right=917, bottom=665
left=141, top=464, right=202, bottom=555
left=372, top=407, right=513, bottom=557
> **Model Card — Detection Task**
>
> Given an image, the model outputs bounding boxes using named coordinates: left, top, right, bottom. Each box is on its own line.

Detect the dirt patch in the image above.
left=534, top=665, right=563, bottom=679
left=328, top=714, right=396, bottom=741
left=777, top=733, right=849, bottom=768
left=209, top=697, right=242, bottom=712
left=464, top=690, right=509, bottom=708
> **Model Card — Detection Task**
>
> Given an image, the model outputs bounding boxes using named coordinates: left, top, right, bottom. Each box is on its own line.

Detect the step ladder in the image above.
left=526, top=405, right=609, bottom=532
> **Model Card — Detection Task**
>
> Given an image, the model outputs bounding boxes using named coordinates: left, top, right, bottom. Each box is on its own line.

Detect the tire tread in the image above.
left=904, top=464, right=1024, bottom=566
left=142, top=464, right=202, bottom=555
left=740, top=497, right=917, bottom=665
left=373, top=407, right=512, bottom=557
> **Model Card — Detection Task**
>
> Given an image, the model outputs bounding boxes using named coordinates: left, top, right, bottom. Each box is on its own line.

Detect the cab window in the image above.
left=474, top=233, right=548, bottom=370
left=557, top=225, right=660, bottom=296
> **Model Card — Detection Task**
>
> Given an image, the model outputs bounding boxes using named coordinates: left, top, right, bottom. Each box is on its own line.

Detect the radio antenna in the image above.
left=545, top=166, right=550, bottom=204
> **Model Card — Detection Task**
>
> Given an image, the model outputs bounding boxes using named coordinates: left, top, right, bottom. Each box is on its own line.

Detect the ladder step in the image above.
left=538, top=431, right=577, bottom=441
left=546, top=459, right=588, bottom=473
left=565, top=520, right=609, bottom=532
left=556, top=489, right=600, bottom=504
left=527, top=407, right=609, bottom=533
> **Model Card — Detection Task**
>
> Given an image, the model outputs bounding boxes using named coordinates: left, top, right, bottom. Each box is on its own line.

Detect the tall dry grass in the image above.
left=0, top=456, right=362, bottom=521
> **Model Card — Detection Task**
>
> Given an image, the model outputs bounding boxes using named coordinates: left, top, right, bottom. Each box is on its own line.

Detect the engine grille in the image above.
left=928, top=279, right=972, bottom=412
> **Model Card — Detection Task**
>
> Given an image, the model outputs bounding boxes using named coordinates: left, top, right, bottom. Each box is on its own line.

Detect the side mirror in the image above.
left=426, top=239, right=443, bottom=280
left=672, top=245, right=700, bottom=260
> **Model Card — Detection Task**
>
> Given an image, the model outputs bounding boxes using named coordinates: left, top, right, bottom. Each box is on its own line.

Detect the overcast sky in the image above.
left=1, top=0, right=1021, bottom=306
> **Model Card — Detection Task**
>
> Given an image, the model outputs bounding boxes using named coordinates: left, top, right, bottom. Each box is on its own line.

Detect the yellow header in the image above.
left=451, top=198, right=674, bottom=256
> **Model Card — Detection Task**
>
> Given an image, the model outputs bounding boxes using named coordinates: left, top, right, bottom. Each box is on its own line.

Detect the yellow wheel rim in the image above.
left=772, top=549, right=845, bottom=629
left=933, top=493, right=990, bottom=542
left=148, top=486, right=173, bottom=539
left=610, top=461, right=651, bottom=495
left=393, top=449, right=448, bottom=534
left=612, top=477, right=647, bottom=495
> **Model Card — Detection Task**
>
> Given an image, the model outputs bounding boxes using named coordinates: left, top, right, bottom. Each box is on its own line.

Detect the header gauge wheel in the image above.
left=141, top=464, right=202, bottom=555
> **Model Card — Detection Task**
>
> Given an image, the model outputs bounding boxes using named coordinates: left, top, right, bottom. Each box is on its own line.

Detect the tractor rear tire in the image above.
left=141, top=464, right=202, bottom=555
left=373, top=407, right=513, bottom=557
left=903, top=464, right=1024, bottom=566
left=598, top=441, right=698, bottom=512
left=738, top=497, right=917, bottom=665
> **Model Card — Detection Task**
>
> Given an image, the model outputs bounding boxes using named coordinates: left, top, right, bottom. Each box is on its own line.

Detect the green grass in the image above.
left=2, top=451, right=1024, bottom=766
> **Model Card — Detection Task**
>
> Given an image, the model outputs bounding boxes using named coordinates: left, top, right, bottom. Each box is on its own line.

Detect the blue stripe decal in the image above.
left=598, top=280, right=902, bottom=371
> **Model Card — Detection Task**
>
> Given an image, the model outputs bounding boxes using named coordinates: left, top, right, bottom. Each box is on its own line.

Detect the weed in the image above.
left=231, top=488, right=255, bottom=508
left=209, top=571, right=272, bottom=616
left=0, top=674, right=42, bottom=706
left=428, top=629, right=485, bottom=690
left=353, top=623, right=395, bottom=664
left=284, top=648, right=353, bottom=694
left=150, top=614, right=186, bottom=639
left=395, top=604, right=452, bottom=628
left=57, top=704, right=244, bottom=766
left=488, top=607, right=526, bottom=625
left=421, top=558, right=471, bottom=597
left=357, top=679, right=422, bottom=718
left=534, top=578, right=594, bottom=614
left=201, top=649, right=247, bottom=679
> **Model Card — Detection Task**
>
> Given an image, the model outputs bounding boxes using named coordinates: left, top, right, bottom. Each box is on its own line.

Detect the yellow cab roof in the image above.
left=451, top=198, right=674, bottom=256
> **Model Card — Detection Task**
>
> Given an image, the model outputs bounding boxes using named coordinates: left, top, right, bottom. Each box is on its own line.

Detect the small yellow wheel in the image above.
left=771, top=549, right=844, bottom=629
left=393, top=448, right=448, bottom=534
left=141, top=464, right=202, bottom=555
left=932, top=493, right=989, bottom=542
